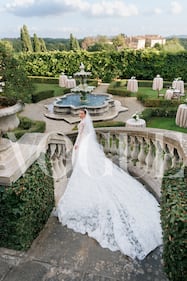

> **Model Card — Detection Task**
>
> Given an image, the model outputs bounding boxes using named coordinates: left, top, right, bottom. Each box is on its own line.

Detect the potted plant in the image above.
left=0, top=40, right=34, bottom=150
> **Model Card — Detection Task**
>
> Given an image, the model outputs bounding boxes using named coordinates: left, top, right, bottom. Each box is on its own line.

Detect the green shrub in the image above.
left=29, top=76, right=58, bottom=84
left=19, top=50, right=187, bottom=82
left=0, top=153, right=54, bottom=250
left=19, top=116, right=32, bottom=130
left=138, top=80, right=153, bottom=87
left=141, top=107, right=178, bottom=122
left=138, top=80, right=173, bottom=88
left=32, top=90, right=55, bottom=103
left=144, top=99, right=180, bottom=108
left=73, top=120, right=125, bottom=131
left=86, top=79, right=98, bottom=87
left=141, top=108, right=153, bottom=121
left=5, top=116, right=46, bottom=139
left=15, top=121, right=46, bottom=139
left=160, top=167, right=187, bottom=281
left=107, top=88, right=132, bottom=96
left=137, top=93, right=181, bottom=108
left=94, top=120, right=125, bottom=128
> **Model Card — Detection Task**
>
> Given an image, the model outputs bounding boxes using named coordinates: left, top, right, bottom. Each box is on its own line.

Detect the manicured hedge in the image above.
left=29, top=76, right=59, bottom=84
left=137, top=93, right=181, bottom=107
left=107, top=87, right=132, bottom=96
left=6, top=116, right=46, bottom=139
left=160, top=167, right=187, bottom=281
left=141, top=107, right=178, bottom=122
left=0, top=153, right=54, bottom=250
left=94, top=120, right=125, bottom=128
left=17, top=50, right=187, bottom=82
left=32, top=89, right=55, bottom=103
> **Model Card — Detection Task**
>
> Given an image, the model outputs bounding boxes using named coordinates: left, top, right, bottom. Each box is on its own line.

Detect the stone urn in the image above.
left=0, top=101, right=23, bottom=151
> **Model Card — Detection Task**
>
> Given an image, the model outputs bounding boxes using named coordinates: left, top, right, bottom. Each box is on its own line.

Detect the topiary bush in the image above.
left=0, top=153, right=54, bottom=250
left=160, top=167, right=187, bottom=281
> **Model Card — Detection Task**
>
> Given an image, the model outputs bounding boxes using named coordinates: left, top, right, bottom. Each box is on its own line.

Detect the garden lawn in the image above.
left=34, top=83, right=65, bottom=97
left=138, top=87, right=166, bottom=99
left=147, top=117, right=187, bottom=133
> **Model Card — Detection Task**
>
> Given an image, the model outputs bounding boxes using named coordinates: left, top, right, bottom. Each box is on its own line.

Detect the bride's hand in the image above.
left=74, top=144, right=78, bottom=150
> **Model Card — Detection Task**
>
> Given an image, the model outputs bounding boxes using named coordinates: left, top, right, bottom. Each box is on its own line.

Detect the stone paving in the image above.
left=0, top=216, right=168, bottom=281
left=0, top=84, right=169, bottom=281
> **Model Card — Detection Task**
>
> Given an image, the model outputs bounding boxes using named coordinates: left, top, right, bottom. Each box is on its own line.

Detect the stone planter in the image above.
left=0, top=101, right=23, bottom=151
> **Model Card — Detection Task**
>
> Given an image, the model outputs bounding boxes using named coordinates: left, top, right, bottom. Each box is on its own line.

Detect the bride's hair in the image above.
left=80, top=108, right=87, bottom=115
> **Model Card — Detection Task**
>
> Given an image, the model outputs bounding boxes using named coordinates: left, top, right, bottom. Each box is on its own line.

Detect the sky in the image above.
left=0, top=0, right=186, bottom=39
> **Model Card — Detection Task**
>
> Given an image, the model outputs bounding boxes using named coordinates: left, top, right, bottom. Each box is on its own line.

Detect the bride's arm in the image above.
left=74, top=122, right=84, bottom=149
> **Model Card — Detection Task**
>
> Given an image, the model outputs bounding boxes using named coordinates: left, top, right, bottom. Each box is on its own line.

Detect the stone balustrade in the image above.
left=1, top=127, right=187, bottom=202
left=94, top=127, right=187, bottom=199
left=0, top=132, right=72, bottom=185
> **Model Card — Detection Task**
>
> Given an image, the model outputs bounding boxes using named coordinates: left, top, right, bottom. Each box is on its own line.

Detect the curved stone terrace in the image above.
left=0, top=84, right=170, bottom=281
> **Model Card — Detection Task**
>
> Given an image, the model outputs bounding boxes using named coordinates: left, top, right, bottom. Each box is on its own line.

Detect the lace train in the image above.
left=56, top=115, right=162, bottom=260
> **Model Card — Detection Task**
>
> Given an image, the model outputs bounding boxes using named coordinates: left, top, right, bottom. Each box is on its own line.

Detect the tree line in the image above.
left=1, top=24, right=187, bottom=53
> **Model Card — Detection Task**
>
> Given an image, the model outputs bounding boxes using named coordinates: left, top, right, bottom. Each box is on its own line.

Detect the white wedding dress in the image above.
left=56, top=111, right=162, bottom=260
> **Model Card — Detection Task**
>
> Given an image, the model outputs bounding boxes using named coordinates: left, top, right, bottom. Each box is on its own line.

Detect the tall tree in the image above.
left=112, top=34, right=127, bottom=50
left=33, top=33, right=41, bottom=52
left=39, top=38, right=47, bottom=52
left=81, top=37, right=96, bottom=50
left=69, top=33, right=80, bottom=51
left=20, top=25, right=33, bottom=52
left=0, top=40, right=33, bottom=103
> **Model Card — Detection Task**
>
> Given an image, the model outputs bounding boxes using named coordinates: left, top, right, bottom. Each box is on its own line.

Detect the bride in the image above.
left=56, top=109, right=162, bottom=260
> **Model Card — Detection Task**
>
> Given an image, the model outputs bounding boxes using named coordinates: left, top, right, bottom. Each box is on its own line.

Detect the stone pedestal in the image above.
left=0, top=102, right=23, bottom=152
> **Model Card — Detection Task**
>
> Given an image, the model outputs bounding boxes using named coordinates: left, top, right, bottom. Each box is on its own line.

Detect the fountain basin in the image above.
left=53, top=93, right=115, bottom=116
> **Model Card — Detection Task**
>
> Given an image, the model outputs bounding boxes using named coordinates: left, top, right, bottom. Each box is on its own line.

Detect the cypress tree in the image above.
left=33, top=33, right=40, bottom=52
left=39, top=38, right=47, bottom=52
left=20, top=25, right=33, bottom=52
left=69, top=33, right=80, bottom=51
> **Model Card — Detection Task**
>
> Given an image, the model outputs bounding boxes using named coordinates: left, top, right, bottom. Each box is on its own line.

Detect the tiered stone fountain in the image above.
left=45, top=63, right=127, bottom=122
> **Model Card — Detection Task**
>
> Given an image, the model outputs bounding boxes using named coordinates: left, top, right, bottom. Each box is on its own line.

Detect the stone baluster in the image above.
left=48, top=143, right=67, bottom=180
left=57, top=144, right=67, bottom=179
left=137, top=137, right=147, bottom=169
left=145, top=139, right=155, bottom=173
left=124, top=135, right=131, bottom=163
left=169, top=146, right=179, bottom=169
left=110, top=133, right=118, bottom=155
left=152, top=140, right=164, bottom=179
left=96, top=132, right=105, bottom=150
left=130, top=136, right=140, bottom=166
left=118, top=133, right=128, bottom=171
left=49, top=143, right=56, bottom=159
left=162, top=144, right=172, bottom=173
left=101, top=132, right=111, bottom=154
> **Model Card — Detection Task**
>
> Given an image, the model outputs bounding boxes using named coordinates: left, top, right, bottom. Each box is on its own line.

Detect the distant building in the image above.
left=145, top=35, right=166, bottom=47
left=126, top=34, right=166, bottom=49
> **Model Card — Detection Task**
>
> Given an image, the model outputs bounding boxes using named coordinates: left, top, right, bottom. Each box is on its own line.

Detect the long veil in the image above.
left=73, top=109, right=113, bottom=178
left=57, top=109, right=162, bottom=260
left=83, top=109, right=97, bottom=139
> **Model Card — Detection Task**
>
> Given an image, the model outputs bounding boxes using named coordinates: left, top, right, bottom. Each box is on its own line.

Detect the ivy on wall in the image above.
left=160, top=167, right=187, bottom=281
left=0, top=153, right=54, bottom=250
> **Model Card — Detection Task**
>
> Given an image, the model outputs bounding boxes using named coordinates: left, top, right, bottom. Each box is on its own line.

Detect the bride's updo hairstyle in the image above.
left=80, top=108, right=87, bottom=115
